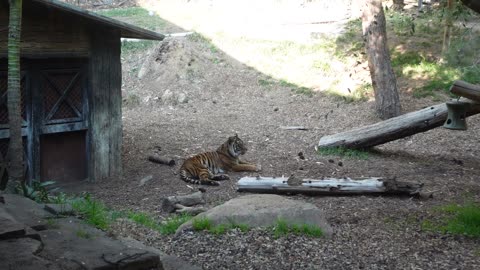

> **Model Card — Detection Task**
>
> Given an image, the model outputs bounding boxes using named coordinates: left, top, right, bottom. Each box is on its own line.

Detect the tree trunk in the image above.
left=442, top=0, right=455, bottom=56
left=392, top=0, right=405, bottom=11
left=362, top=0, right=401, bottom=119
left=7, top=0, right=24, bottom=188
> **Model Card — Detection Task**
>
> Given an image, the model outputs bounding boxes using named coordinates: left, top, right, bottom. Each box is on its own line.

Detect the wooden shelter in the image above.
left=0, top=0, right=164, bottom=185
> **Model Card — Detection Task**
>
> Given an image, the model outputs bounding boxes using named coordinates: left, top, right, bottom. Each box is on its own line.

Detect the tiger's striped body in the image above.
left=179, top=134, right=260, bottom=186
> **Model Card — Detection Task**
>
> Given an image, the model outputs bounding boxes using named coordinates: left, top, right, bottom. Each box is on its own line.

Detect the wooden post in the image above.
left=88, top=26, right=122, bottom=181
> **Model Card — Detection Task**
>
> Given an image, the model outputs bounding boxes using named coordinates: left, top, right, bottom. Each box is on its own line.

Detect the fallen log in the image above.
left=318, top=100, right=480, bottom=149
left=161, top=190, right=206, bottom=213
left=148, top=155, right=176, bottom=166
left=174, top=204, right=207, bottom=215
left=237, top=176, right=423, bottom=196
left=450, top=80, right=480, bottom=103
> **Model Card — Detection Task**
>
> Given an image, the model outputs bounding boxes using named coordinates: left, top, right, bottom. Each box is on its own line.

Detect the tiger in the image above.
left=179, top=134, right=261, bottom=186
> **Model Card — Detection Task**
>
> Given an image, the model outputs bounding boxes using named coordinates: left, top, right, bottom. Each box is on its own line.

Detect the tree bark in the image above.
left=7, top=0, right=24, bottom=188
left=392, top=0, right=405, bottom=11
left=362, top=0, right=401, bottom=119
left=442, top=0, right=455, bottom=56
left=318, top=100, right=480, bottom=149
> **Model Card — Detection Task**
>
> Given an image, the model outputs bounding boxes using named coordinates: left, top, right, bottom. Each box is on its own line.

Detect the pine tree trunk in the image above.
left=7, top=0, right=24, bottom=186
left=362, top=0, right=401, bottom=119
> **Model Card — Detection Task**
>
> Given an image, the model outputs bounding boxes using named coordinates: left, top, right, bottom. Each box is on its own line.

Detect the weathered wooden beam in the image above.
left=450, top=80, right=480, bottom=103
left=318, top=100, right=480, bottom=149
left=237, top=176, right=423, bottom=196
left=88, top=27, right=122, bottom=181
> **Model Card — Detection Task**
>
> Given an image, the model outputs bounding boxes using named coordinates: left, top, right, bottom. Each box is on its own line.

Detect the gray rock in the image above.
left=0, top=238, right=58, bottom=270
left=175, top=194, right=333, bottom=237
left=139, top=175, right=154, bottom=187
left=0, top=207, right=26, bottom=239
left=38, top=218, right=161, bottom=270
left=120, top=236, right=202, bottom=270
left=2, top=194, right=53, bottom=230
left=44, top=203, right=75, bottom=215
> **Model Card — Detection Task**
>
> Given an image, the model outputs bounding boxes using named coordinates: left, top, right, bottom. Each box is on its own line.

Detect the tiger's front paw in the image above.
left=255, top=164, right=262, bottom=172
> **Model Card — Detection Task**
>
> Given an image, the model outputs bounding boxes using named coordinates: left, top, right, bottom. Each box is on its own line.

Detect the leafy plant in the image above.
left=14, top=180, right=57, bottom=203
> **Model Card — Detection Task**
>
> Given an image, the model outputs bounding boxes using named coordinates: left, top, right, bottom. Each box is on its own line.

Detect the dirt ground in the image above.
left=80, top=1, right=480, bottom=269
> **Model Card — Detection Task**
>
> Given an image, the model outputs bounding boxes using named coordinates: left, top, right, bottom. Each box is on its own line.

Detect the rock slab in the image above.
left=175, top=194, right=333, bottom=237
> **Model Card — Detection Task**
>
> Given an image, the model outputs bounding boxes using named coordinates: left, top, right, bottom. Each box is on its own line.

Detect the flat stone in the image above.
left=38, top=218, right=161, bottom=270
left=120, top=237, right=202, bottom=270
left=2, top=194, right=53, bottom=230
left=0, top=237, right=59, bottom=270
left=0, top=207, right=26, bottom=239
left=44, top=203, right=75, bottom=215
left=176, top=194, right=333, bottom=237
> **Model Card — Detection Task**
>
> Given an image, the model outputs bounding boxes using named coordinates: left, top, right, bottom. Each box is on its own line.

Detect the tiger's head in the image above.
left=219, top=134, right=247, bottom=157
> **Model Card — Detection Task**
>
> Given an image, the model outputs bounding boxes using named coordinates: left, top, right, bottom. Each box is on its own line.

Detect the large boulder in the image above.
left=175, top=194, right=333, bottom=237
left=2, top=194, right=54, bottom=230
left=38, top=218, right=161, bottom=270
left=120, top=237, right=202, bottom=270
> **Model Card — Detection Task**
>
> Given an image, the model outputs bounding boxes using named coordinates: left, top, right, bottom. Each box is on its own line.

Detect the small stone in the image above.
left=328, top=159, right=335, bottom=163
left=338, top=161, right=343, bottom=167
left=273, top=107, right=279, bottom=111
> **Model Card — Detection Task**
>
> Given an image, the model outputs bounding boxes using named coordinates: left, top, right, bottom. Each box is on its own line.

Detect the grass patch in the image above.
left=95, top=7, right=166, bottom=54
left=121, top=40, right=157, bottom=55
left=188, top=33, right=220, bottom=54
left=125, top=211, right=192, bottom=235
left=293, top=86, right=314, bottom=97
left=95, top=7, right=166, bottom=31
left=422, top=201, right=480, bottom=238
left=271, top=219, right=323, bottom=238
left=191, top=217, right=250, bottom=235
left=192, top=217, right=213, bottom=231
left=317, top=146, right=370, bottom=159
left=76, top=229, right=92, bottom=239
left=71, top=194, right=111, bottom=230
left=159, top=214, right=193, bottom=235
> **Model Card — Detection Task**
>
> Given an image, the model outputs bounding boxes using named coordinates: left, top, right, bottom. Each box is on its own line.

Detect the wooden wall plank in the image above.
left=88, top=27, right=122, bottom=181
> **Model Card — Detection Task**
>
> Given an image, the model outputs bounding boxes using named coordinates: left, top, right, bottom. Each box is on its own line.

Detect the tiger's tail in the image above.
left=179, top=169, right=219, bottom=186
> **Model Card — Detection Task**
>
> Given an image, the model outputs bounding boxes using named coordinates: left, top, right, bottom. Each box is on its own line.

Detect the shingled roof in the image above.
left=32, top=0, right=165, bottom=40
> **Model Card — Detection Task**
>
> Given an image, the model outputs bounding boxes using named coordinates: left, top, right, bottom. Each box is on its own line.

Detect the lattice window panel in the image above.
left=42, top=71, right=83, bottom=123
left=0, top=73, right=28, bottom=126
